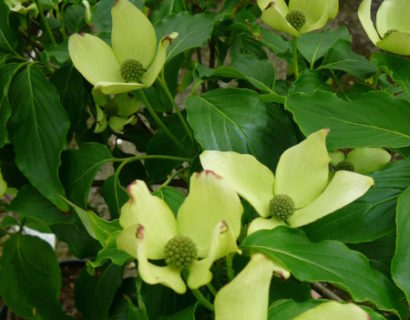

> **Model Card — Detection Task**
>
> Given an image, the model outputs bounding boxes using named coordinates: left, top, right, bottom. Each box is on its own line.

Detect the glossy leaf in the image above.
left=242, top=227, right=407, bottom=319
left=304, top=158, right=410, bottom=243
left=102, top=175, right=128, bottom=219
left=286, top=91, right=410, bottom=149
left=155, top=12, right=215, bottom=62
left=61, top=142, right=113, bottom=207
left=319, top=41, right=377, bottom=79
left=392, top=186, right=410, bottom=303
left=187, top=88, right=296, bottom=170
left=297, top=27, right=351, bottom=65
left=0, top=1, right=18, bottom=53
left=75, top=263, right=124, bottom=320
left=8, top=65, right=69, bottom=211
left=0, top=235, right=70, bottom=319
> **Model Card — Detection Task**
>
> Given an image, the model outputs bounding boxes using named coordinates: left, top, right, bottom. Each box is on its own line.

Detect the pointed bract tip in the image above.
left=136, top=224, right=145, bottom=239
left=196, top=169, right=222, bottom=179
left=266, top=1, right=275, bottom=10
left=219, top=220, right=228, bottom=233
left=323, top=128, right=330, bottom=135
left=126, top=180, right=139, bottom=197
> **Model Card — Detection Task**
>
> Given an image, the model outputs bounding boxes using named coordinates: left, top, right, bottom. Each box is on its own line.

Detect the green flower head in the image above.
left=68, top=0, right=178, bottom=95
left=200, top=129, right=374, bottom=234
left=257, top=0, right=338, bottom=37
left=116, top=171, right=243, bottom=294
left=358, top=0, right=410, bottom=55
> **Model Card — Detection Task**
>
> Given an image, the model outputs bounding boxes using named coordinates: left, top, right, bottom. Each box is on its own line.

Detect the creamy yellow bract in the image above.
left=200, top=129, right=374, bottom=234
left=116, top=171, right=243, bottom=294
left=358, top=0, right=410, bottom=55
left=68, top=0, right=178, bottom=95
left=257, top=0, right=338, bottom=37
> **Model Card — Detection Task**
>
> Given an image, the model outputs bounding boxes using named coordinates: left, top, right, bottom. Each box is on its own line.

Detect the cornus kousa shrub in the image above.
left=1, top=0, right=410, bottom=319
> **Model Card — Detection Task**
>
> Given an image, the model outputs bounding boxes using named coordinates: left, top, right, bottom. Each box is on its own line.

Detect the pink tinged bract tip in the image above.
left=136, top=224, right=145, bottom=239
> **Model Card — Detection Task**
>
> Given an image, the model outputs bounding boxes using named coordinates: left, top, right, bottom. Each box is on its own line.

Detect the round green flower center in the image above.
left=164, top=236, right=198, bottom=268
left=120, top=59, right=145, bottom=82
left=269, top=194, right=295, bottom=220
left=334, top=160, right=355, bottom=172
left=384, top=29, right=398, bottom=38
left=286, top=10, right=306, bottom=31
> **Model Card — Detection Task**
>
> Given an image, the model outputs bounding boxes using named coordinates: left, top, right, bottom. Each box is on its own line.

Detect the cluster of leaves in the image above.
left=0, top=0, right=409, bottom=319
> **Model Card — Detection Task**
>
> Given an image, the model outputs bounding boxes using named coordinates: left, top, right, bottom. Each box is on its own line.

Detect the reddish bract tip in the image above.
left=266, top=1, right=275, bottom=9
left=136, top=224, right=145, bottom=239
left=323, top=128, right=330, bottom=135
left=219, top=220, right=228, bottom=233
left=162, top=35, right=174, bottom=44
left=196, top=169, right=222, bottom=179
left=126, top=180, right=138, bottom=200
left=113, top=0, right=120, bottom=5
left=78, top=32, right=85, bottom=36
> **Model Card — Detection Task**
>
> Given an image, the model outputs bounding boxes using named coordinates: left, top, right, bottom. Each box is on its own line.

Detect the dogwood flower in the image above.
left=358, top=0, right=410, bottom=55
left=257, top=0, right=338, bottom=37
left=330, top=147, right=391, bottom=174
left=200, top=129, right=374, bottom=234
left=68, top=0, right=177, bottom=95
left=215, top=255, right=368, bottom=320
left=116, top=171, right=243, bottom=294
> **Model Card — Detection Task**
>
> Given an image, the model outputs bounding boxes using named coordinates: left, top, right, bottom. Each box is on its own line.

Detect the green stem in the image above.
left=191, top=289, right=214, bottom=311
left=56, top=5, right=67, bottom=40
left=158, top=74, right=194, bottom=142
left=206, top=283, right=217, bottom=296
left=157, top=167, right=187, bottom=191
left=135, top=277, right=150, bottom=320
left=226, top=254, right=235, bottom=281
left=139, top=90, right=187, bottom=152
left=291, top=37, right=299, bottom=78
left=33, top=0, right=57, bottom=45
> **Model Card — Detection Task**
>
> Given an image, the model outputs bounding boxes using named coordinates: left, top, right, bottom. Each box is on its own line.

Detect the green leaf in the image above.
left=187, top=88, right=296, bottom=170
left=297, top=27, right=351, bottom=66
left=154, top=186, right=185, bottom=215
left=87, top=231, right=131, bottom=270
left=0, top=1, right=18, bottom=53
left=259, top=28, right=290, bottom=55
left=61, top=142, right=112, bottom=207
left=242, top=227, right=407, bottom=319
left=288, top=70, right=332, bottom=95
left=392, top=186, right=410, bottom=303
left=151, top=0, right=186, bottom=25
left=75, top=263, right=124, bottom=320
left=160, top=304, right=197, bottom=320
left=8, top=65, right=69, bottom=211
left=196, top=55, right=275, bottom=92
left=102, top=175, right=128, bottom=219
left=0, top=63, right=22, bottom=147
left=9, top=184, right=68, bottom=232
left=305, top=158, right=410, bottom=243
left=0, top=234, right=70, bottom=319
left=286, top=91, right=410, bottom=149
left=155, top=12, right=215, bottom=62
left=371, top=52, right=410, bottom=91
left=319, top=41, right=377, bottom=79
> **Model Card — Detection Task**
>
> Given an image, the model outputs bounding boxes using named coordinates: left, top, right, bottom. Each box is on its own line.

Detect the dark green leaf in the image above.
left=288, top=70, right=332, bottom=94
left=305, top=158, right=410, bottom=243
left=297, top=27, right=351, bottom=66
left=102, top=175, right=128, bottom=219
left=154, top=186, right=185, bottom=215
left=160, top=304, right=197, bottom=320
left=286, top=91, right=410, bottom=149
left=0, top=1, right=18, bottom=53
left=392, top=186, right=410, bottom=303
left=187, top=88, right=296, bottom=170
left=151, top=0, right=186, bottom=25
left=0, top=63, right=22, bottom=147
left=372, top=52, right=410, bottom=91
left=8, top=65, right=70, bottom=210
left=61, top=142, right=112, bottom=207
left=197, top=55, right=275, bottom=92
left=269, top=277, right=311, bottom=303
left=0, top=234, right=70, bottom=319
left=319, top=41, right=377, bottom=79
left=63, top=4, right=85, bottom=33
left=75, top=263, right=124, bottom=320
left=155, top=12, right=215, bottom=62
left=242, top=227, right=407, bottom=318
left=9, top=184, right=68, bottom=231
left=259, top=28, right=290, bottom=55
